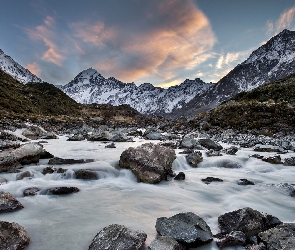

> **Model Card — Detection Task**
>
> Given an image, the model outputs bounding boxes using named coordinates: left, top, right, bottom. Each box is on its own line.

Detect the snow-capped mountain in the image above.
left=61, top=68, right=213, bottom=115
left=0, top=49, right=42, bottom=84
left=174, top=29, right=295, bottom=118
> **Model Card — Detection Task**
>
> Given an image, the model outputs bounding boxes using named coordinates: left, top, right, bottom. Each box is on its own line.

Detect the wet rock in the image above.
left=179, top=136, right=201, bottom=149
left=222, top=146, right=239, bottom=155
left=250, top=154, right=264, bottom=159
left=40, top=131, right=58, bottom=139
left=186, top=151, right=203, bottom=167
left=218, top=160, right=242, bottom=169
left=174, top=172, right=185, bottom=180
left=205, top=149, right=223, bottom=157
left=0, top=221, right=30, bottom=249
left=111, top=133, right=132, bottom=142
left=145, top=132, right=164, bottom=140
left=258, top=223, right=295, bottom=250
left=119, top=143, right=176, bottom=184
left=0, top=177, right=8, bottom=185
left=22, top=128, right=39, bottom=140
left=88, top=224, right=146, bottom=250
left=67, top=134, right=85, bottom=141
left=75, top=169, right=98, bottom=180
left=0, top=192, right=24, bottom=213
left=201, top=177, right=223, bottom=184
left=238, top=179, right=255, bottom=185
left=39, top=149, right=54, bottom=159
left=105, top=142, right=116, bottom=148
left=284, top=157, right=295, bottom=166
left=262, top=155, right=282, bottom=164
left=160, top=141, right=178, bottom=149
left=87, top=131, right=112, bottom=141
left=42, top=166, right=56, bottom=175
left=155, top=212, right=213, bottom=247
left=0, top=140, right=20, bottom=150
left=16, top=171, right=33, bottom=180
left=23, top=187, right=40, bottom=196
left=215, top=231, right=246, bottom=249
left=45, top=187, right=80, bottom=195
left=253, top=144, right=285, bottom=153
left=148, top=235, right=187, bottom=250
left=198, top=138, right=223, bottom=150
left=48, top=157, right=94, bottom=165
left=246, top=242, right=266, bottom=250
left=179, top=149, right=194, bottom=154
left=218, top=207, right=281, bottom=237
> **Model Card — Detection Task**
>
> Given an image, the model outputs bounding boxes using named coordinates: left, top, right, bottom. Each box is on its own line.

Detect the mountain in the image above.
left=0, top=49, right=42, bottom=84
left=174, top=29, right=295, bottom=118
left=61, top=68, right=213, bottom=115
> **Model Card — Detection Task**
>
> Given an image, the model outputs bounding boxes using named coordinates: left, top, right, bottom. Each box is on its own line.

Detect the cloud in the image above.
left=26, top=62, right=41, bottom=76
left=24, top=16, right=64, bottom=66
left=215, top=50, right=250, bottom=70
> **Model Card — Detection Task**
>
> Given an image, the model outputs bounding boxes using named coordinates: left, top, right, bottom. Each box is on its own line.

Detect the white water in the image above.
left=0, top=136, right=294, bottom=250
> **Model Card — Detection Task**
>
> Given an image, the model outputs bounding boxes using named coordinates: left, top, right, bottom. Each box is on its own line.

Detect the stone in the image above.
left=39, top=149, right=54, bottom=159
left=198, top=138, right=223, bottom=150
left=75, top=169, right=98, bottom=180
left=111, top=133, right=132, bottom=142
left=186, top=151, right=203, bottom=167
left=201, top=177, right=223, bottom=184
left=179, top=137, right=200, bottom=149
left=179, top=149, right=194, bottom=154
left=284, top=157, right=295, bottom=166
left=0, top=221, right=30, bottom=249
left=45, top=187, right=80, bottom=195
left=40, top=131, right=59, bottom=139
left=22, top=128, right=39, bottom=140
left=215, top=231, right=246, bottom=249
left=258, top=223, right=295, bottom=250
left=67, top=134, right=85, bottom=141
left=148, top=236, right=187, bottom=250
left=253, top=144, right=285, bottom=153
left=262, top=155, right=282, bottom=164
left=218, top=207, right=281, bottom=237
left=119, top=143, right=176, bottom=184
left=238, top=179, right=255, bottom=185
left=246, top=243, right=266, bottom=250
left=0, top=192, right=24, bottom=213
left=48, top=157, right=94, bottom=165
left=219, top=160, right=242, bottom=169
left=145, top=132, right=164, bottom=140
left=222, top=146, right=239, bottom=155
left=16, top=171, right=33, bottom=180
left=23, top=187, right=40, bottom=196
left=105, top=142, right=116, bottom=148
left=155, top=212, right=213, bottom=247
left=87, top=131, right=112, bottom=141
left=42, top=166, right=56, bottom=175
left=174, top=172, right=185, bottom=180
left=88, top=224, right=146, bottom=250
left=250, top=154, right=264, bottom=159
left=205, top=149, right=223, bottom=157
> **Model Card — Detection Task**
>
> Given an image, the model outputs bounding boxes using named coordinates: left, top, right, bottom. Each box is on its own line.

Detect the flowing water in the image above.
left=0, top=136, right=294, bottom=250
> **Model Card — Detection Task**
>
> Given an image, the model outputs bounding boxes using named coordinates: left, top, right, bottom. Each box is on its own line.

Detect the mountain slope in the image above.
left=61, top=68, right=213, bottom=115
left=174, top=29, right=295, bottom=118
left=0, top=49, right=42, bottom=84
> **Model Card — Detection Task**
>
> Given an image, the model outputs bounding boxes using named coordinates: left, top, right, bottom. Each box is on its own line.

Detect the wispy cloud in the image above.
left=215, top=51, right=250, bottom=70
left=267, top=6, right=295, bottom=34
left=26, top=62, right=40, bottom=76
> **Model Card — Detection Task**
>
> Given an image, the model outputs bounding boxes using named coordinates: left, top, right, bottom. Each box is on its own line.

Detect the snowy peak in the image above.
left=0, top=49, right=43, bottom=84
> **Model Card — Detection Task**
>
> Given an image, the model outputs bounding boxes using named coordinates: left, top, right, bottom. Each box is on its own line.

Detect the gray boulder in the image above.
left=284, top=157, right=295, bottom=166
left=75, top=169, right=98, bottom=180
left=198, top=138, right=223, bottom=150
left=111, top=133, right=132, bottom=142
left=215, top=231, right=246, bottom=249
left=48, top=157, right=94, bottom=165
left=253, top=144, right=285, bottom=153
left=87, top=131, right=112, bottom=141
left=45, top=187, right=79, bottom=195
left=105, top=142, right=116, bottom=148
left=148, top=236, right=187, bottom=250
left=119, top=143, right=176, bottom=184
left=67, top=134, right=85, bottom=141
left=145, top=132, right=164, bottom=140
left=16, top=171, right=33, bottom=180
left=88, top=224, right=146, bottom=250
left=174, top=172, right=185, bottom=180
left=222, top=146, right=239, bottom=155
left=0, top=221, right=30, bottom=249
left=218, top=160, right=242, bottom=169
left=205, top=149, right=223, bottom=157
left=258, top=223, right=295, bottom=250
left=237, top=179, right=255, bottom=186
left=39, top=131, right=58, bottom=139
left=0, top=192, right=24, bottom=213
left=186, top=151, right=203, bottom=167
left=246, top=243, right=266, bottom=250
left=155, top=212, right=213, bottom=247
left=262, top=155, right=282, bottom=164
left=23, top=187, right=40, bottom=196
left=201, top=177, right=223, bottom=184
left=179, top=137, right=200, bottom=149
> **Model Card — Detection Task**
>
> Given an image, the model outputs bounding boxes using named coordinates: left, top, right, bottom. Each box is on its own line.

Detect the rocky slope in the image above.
left=0, top=49, right=42, bottom=84
left=61, top=68, right=213, bottom=115
left=175, top=29, right=295, bottom=118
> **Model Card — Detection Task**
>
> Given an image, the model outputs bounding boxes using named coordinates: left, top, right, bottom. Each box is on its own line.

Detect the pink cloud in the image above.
left=26, top=62, right=40, bottom=76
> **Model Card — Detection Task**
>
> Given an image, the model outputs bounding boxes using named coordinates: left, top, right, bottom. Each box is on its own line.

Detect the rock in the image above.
left=0, top=192, right=24, bottom=213
left=16, top=171, right=33, bottom=180
left=45, top=187, right=80, bottom=195
left=88, top=224, right=146, bottom=250
left=0, top=177, right=8, bottom=185
left=111, top=133, right=132, bottom=142
left=250, top=154, right=264, bottom=159
left=39, top=149, right=54, bottom=159
left=155, top=212, right=213, bottom=247
left=48, top=157, right=94, bottom=165
left=215, top=231, right=246, bottom=249
left=0, top=221, right=30, bottom=249
left=262, top=155, right=282, bottom=164
left=222, top=146, right=239, bottom=155
left=0, top=142, right=43, bottom=172
left=186, top=151, right=203, bottom=167
left=253, top=144, right=285, bottom=153
left=179, top=149, right=194, bottom=154
left=67, top=134, right=85, bottom=141
left=238, top=179, right=255, bottom=185
left=148, top=236, right=187, bottom=250
left=145, top=132, right=164, bottom=140
left=205, top=149, right=223, bottom=157
left=284, top=157, right=295, bottom=166
left=218, top=160, right=242, bottom=169
left=246, top=243, right=266, bottom=250
left=105, top=142, right=116, bottom=148
left=258, top=223, right=295, bottom=250
left=276, top=183, right=295, bottom=197
left=0, top=140, right=20, bottom=150
left=201, top=177, right=223, bottom=184
left=75, top=169, right=98, bottom=180
left=174, top=172, right=185, bottom=180
left=160, top=141, right=178, bottom=149
left=179, top=137, right=200, bottom=149
left=42, top=166, right=56, bottom=175
left=22, top=128, right=39, bottom=140
left=87, top=131, right=112, bottom=141
left=198, top=138, right=223, bottom=150
left=40, top=131, right=59, bottom=139
left=119, top=143, right=176, bottom=184
left=23, top=187, right=40, bottom=196
left=218, top=207, right=281, bottom=237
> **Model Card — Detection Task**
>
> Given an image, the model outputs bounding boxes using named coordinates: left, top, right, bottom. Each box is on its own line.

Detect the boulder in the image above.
left=238, top=179, right=255, bottom=186
left=246, top=243, right=266, bottom=250
left=48, top=157, right=94, bottom=165
left=148, top=236, right=187, bottom=250
left=111, top=133, right=132, bottom=142
left=198, top=138, right=223, bottom=150
left=75, top=169, right=98, bottom=180
left=201, top=177, right=223, bottom=184
left=23, top=187, right=40, bottom=196
left=16, top=171, right=33, bottom=180
left=88, top=224, right=146, bottom=250
left=174, top=172, right=185, bottom=180
left=179, top=137, right=200, bottom=149
left=45, top=187, right=79, bottom=195
left=284, top=157, right=295, bottom=166
left=0, top=221, right=30, bottom=249
left=145, top=132, right=164, bottom=140
left=218, top=207, right=281, bottom=237
left=215, top=231, right=246, bottom=249
left=186, top=151, right=203, bottom=167
left=40, top=131, right=58, bottom=139
left=39, top=149, right=54, bottom=159
left=0, top=192, right=24, bottom=213
left=262, top=155, right=282, bottom=164
left=22, top=128, right=39, bottom=140
left=218, top=160, right=242, bottom=169
left=179, top=149, right=194, bottom=154
left=253, top=144, right=285, bottom=153
left=258, top=223, right=295, bottom=250
left=67, top=134, right=85, bottom=141
left=42, top=166, right=56, bottom=175
left=222, top=146, right=239, bottom=155
left=119, top=143, right=176, bottom=184
left=87, top=131, right=112, bottom=141
left=105, top=142, right=116, bottom=148
left=205, top=149, right=223, bottom=157
left=155, top=212, right=213, bottom=247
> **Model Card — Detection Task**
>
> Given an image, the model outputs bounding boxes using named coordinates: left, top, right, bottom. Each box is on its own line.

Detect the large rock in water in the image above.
left=186, top=151, right=203, bottom=167
left=258, top=223, right=295, bottom=250
left=88, top=224, right=147, bottom=250
left=48, top=157, right=94, bottom=165
left=0, top=142, right=43, bottom=172
left=155, top=212, right=213, bottom=247
left=148, top=236, right=187, bottom=250
left=0, top=221, right=30, bottom=249
left=0, top=192, right=24, bottom=213
left=198, top=138, right=223, bottom=150
left=218, top=207, right=281, bottom=237
left=119, top=143, right=176, bottom=184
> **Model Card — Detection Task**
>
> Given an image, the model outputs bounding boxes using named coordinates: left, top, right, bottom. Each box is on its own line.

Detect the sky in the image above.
left=1, top=0, right=295, bottom=88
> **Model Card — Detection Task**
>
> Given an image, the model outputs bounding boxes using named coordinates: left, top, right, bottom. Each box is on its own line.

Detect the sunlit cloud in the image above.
left=26, top=62, right=41, bottom=76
